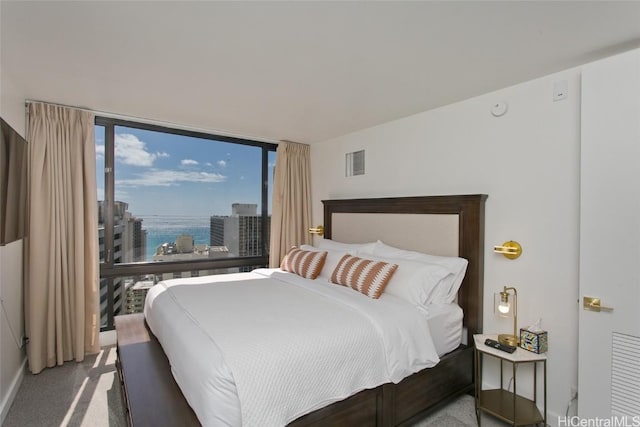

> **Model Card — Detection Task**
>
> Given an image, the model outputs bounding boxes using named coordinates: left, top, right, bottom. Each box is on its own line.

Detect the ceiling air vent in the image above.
left=345, top=150, right=365, bottom=177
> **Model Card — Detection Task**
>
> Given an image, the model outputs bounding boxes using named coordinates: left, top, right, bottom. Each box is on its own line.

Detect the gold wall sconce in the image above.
left=308, top=225, right=324, bottom=235
left=494, top=240, right=522, bottom=259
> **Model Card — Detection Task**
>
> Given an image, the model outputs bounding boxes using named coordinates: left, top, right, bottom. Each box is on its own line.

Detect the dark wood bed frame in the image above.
left=115, top=194, right=486, bottom=426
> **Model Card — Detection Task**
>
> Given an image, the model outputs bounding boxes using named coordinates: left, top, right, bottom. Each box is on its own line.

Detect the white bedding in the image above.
left=424, top=302, right=464, bottom=356
left=144, top=268, right=442, bottom=427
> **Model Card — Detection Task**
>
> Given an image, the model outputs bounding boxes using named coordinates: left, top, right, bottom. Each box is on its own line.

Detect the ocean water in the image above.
left=141, top=215, right=211, bottom=261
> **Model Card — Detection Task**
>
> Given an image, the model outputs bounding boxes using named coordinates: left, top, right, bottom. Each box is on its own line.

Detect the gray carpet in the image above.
left=411, top=395, right=507, bottom=427
left=3, top=346, right=507, bottom=426
left=3, top=346, right=126, bottom=427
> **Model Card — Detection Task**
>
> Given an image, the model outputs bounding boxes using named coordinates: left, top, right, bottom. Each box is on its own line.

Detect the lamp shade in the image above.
left=498, top=299, right=511, bottom=315
left=494, top=286, right=518, bottom=346
left=494, top=289, right=515, bottom=317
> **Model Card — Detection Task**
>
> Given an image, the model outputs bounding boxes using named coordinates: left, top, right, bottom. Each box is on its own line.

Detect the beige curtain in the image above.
left=25, top=103, right=100, bottom=374
left=269, top=141, right=312, bottom=267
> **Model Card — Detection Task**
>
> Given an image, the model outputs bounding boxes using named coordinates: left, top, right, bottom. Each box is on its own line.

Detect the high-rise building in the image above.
left=97, top=200, right=147, bottom=327
left=238, top=215, right=267, bottom=257
left=125, top=279, right=154, bottom=314
left=210, top=216, right=225, bottom=247
left=175, top=234, right=194, bottom=254
left=209, top=203, right=270, bottom=271
left=132, top=218, right=146, bottom=262
left=231, top=203, right=258, bottom=216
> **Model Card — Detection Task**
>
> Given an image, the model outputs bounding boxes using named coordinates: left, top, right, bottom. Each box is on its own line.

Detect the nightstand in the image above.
left=473, top=334, right=547, bottom=426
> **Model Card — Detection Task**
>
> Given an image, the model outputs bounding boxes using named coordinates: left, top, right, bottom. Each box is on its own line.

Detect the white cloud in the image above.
left=205, top=162, right=213, bottom=167
left=217, top=160, right=227, bottom=167
left=157, top=152, right=170, bottom=158
left=115, top=134, right=159, bottom=167
left=181, top=159, right=199, bottom=166
left=95, top=144, right=105, bottom=156
left=117, top=169, right=226, bottom=187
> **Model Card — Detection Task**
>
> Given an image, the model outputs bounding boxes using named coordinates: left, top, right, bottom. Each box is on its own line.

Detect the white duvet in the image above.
left=144, top=268, right=441, bottom=427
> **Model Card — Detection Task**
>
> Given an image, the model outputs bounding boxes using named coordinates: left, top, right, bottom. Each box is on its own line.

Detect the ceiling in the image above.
left=2, top=1, right=640, bottom=143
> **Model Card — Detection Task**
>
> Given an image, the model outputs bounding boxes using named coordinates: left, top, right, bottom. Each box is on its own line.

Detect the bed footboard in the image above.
left=115, top=313, right=199, bottom=427
left=288, top=345, right=473, bottom=427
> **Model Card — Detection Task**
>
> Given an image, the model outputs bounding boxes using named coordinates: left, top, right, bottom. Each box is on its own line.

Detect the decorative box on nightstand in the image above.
left=520, top=328, right=548, bottom=354
left=473, top=334, right=547, bottom=427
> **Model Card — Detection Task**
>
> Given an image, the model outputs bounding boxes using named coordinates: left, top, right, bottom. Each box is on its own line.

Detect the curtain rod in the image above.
left=24, top=99, right=279, bottom=144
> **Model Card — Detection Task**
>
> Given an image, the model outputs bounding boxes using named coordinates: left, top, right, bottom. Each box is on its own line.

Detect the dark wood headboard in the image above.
left=322, top=194, right=487, bottom=343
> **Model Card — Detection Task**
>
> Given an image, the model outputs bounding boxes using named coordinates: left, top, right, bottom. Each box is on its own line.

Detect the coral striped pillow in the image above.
left=330, top=254, right=398, bottom=299
left=280, top=248, right=327, bottom=280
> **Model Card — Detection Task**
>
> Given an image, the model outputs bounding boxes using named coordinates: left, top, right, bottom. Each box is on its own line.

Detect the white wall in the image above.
left=311, top=67, right=582, bottom=421
left=0, top=43, right=28, bottom=422
left=0, top=240, right=26, bottom=423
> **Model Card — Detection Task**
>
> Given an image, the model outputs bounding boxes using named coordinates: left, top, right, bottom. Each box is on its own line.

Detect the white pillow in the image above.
left=315, top=238, right=377, bottom=255
left=370, top=241, right=468, bottom=304
left=357, top=253, right=452, bottom=306
left=299, top=244, right=350, bottom=281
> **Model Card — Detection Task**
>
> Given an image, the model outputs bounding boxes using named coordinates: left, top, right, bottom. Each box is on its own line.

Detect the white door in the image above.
left=579, top=48, right=640, bottom=417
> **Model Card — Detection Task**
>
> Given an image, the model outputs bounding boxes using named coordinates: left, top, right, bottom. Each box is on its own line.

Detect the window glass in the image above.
left=111, top=126, right=263, bottom=263
left=96, top=119, right=276, bottom=330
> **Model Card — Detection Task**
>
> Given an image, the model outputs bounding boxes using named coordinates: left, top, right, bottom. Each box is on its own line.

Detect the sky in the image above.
left=95, top=125, right=276, bottom=217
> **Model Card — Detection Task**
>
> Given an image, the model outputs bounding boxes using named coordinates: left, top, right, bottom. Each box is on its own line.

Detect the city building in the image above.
left=131, top=218, right=146, bottom=261
left=97, top=200, right=147, bottom=326
left=210, top=204, right=271, bottom=267
left=152, top=234, right=231, bottom=282
left=175, top=234, right=194, bottom=254
left=124, top=279, right=154, bottom=314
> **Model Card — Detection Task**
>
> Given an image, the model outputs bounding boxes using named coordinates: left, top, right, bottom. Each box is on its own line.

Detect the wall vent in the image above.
left=346, top=150, right=365, bottom=177
left=611, top=332, right=640, bottom=416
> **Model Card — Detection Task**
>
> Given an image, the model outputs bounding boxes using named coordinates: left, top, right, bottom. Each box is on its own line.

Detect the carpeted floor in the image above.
left=3, top=346, right=126, bottom=427
left=3, top=346, right=508, bottom=426
left=411, top=395, right=507, bottom=427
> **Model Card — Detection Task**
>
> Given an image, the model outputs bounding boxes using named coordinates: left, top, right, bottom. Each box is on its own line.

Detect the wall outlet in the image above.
left=554, top=80, right=568, bottom=101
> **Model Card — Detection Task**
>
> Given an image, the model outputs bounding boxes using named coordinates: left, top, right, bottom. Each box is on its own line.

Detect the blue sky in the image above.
left=95, top=126, right=275, bottom=217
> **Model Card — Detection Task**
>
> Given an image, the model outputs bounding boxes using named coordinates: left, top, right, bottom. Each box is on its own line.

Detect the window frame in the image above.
left=96, top=116, right=277, bottom=329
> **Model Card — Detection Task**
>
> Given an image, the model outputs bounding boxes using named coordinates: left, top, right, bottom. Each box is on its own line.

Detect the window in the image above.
left=96, top=118, right=277, bottom=330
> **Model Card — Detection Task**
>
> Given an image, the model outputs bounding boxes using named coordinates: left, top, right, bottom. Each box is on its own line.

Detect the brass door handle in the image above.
left=583, top=296, right=614, bottom=312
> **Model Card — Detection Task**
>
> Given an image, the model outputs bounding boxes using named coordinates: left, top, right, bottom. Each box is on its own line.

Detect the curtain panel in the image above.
left=26, top=103, right=99, bottom=374
left=269, top=141, right=312, bottom=267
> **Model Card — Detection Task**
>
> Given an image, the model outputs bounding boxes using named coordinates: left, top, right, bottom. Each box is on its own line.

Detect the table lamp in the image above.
left=495, top=286, right=518, bottom=346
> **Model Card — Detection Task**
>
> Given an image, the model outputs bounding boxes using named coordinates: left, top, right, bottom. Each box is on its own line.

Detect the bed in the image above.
left=115, top=194, right=487, bottom=426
